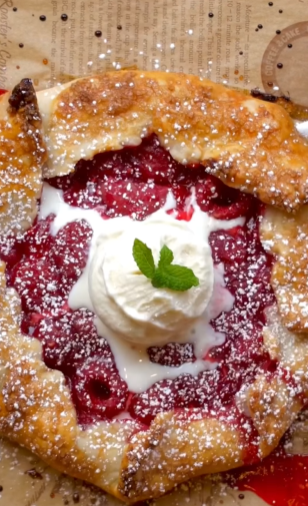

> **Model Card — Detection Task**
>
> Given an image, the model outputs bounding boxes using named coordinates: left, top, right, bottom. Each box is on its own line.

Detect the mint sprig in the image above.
left=132, top=239, right=199, bottom=292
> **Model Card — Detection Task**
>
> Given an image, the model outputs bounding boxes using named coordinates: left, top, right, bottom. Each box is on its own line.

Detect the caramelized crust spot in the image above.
left=0, top=79, right=46, bottom=235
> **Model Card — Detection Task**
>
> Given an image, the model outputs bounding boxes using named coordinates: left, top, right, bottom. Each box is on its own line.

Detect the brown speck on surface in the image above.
left=25, top=468, right=43, bottom=480
left=239, top=493, right=245, bottom=500
left=234, top=69, right=239, bottom=75
left=40, top=15, right=46, bottom=21
left=43, top=58, right=48, bottom=65
left=117, top=24, right=122, bottom=30
left=64, top=500, right=69, bottom=505
left=61, top=13, right=68, bottom=21
left=251, top=88, right=278, bottom=102
left=208, top=12, right=214, bottom=17
left=8, top=78, right=37, bottom=111
left=268, top=1, right=273, bottom=5
left=267, top=81, right=273, bottom=87
left=255, top=28, right=259, bottom=31
left=276, top=30, right=281, bottom=34
left=16, top=65, right=20, bottom=69
left=258, top=24, right=263, bottom=29
left=0, top=486, right=3, bottom=492
left=288, top=43, right=293, bottom=48
left=277, top=62, right=283, bottom=69
left=73, top=492, right=80, bottom=503
left=95, top=30, right=102, bottom=37
left=279, top=9, right=283, bottom=13
left=19, top=43, right=24, bottom=48
left=13, top=7, right=17, bottom=11
left=239, top=51, right=243, bottom=55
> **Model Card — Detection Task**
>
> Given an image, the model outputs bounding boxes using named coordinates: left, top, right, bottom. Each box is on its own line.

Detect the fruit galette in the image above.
left=1, top=71, right=308, bottom=503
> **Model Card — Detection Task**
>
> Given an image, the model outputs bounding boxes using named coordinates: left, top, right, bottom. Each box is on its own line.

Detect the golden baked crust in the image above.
left=38, top=71, right=308, bottom=211
left=0, top=73, right=307, bottom=503
left=0, top=79, right=46, bottom=235
left=261, top=206, right=308, bottom=332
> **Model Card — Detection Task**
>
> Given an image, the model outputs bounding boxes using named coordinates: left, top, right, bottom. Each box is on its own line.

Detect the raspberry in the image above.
left=10, top=259, right=66, bottom=316
left=71, top=357, right=128, bottom=423
left=101, top=180, right=168, bottom=219
left=50, top=220, right=92, bottom=281
left=148, top=342, right=195, bottom=367
left=128, top=379, right=176, bottom=425
left=33, top=309, right=113, bottom=374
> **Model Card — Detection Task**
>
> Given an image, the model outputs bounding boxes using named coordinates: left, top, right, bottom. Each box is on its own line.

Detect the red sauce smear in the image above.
left=226, top=448, right=308, bottom=506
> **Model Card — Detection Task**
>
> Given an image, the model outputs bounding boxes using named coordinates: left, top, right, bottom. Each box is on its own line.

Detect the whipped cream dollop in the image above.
left=89, top=211, right=214, bottom=346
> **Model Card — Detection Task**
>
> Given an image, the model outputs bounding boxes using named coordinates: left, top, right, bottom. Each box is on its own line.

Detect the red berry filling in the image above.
left=0, top=135, right=285, bottom=451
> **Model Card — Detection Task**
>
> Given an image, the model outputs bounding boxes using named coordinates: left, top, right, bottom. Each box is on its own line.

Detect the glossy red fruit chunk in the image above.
left=0, top=217, right=55, bottom=281
left=128, top=379, right=176, bottom=425
left=50, top=220, right=93, bottom=280
left=148, top=342, right=195, bottom=367
left=10, top=259, right=67, bottom=315
left=21, top=216, right=55, bottom=257
left=196, top=177, right=252, bottom=219
left=71, top=357, right=129, bottom=423
left=63, top=180, right=106, bottom=209
left=174, top=373, right=197, bottom=407
left=0, top=234, right=24, bottom=273
left=101, top=179, right=168, bottom=219
left=209, top=226, right=248, bottom=265
left=32, top=309, right=113, bottom=374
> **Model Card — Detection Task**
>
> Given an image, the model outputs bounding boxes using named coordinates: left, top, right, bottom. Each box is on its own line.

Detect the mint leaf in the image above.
left=132, top=239, right=199, bottom=292
left=152, top=264, right=199, bottom=291
left=158, top=244, right=174, bottom=268
left=132, top=239, right=155, bottom=279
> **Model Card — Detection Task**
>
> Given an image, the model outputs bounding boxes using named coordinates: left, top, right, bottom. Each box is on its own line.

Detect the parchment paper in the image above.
left=1, top=0, right=308, bottom=504
left=2, top=0, right=308, bottom=106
